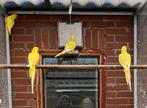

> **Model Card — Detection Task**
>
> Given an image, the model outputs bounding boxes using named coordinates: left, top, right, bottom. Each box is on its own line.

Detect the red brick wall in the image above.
left=10, top=15, right=134, bottom=108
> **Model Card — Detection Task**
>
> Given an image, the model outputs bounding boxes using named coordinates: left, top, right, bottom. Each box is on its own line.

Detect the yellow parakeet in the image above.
left=6, top=13, right=17, bottom=35
left=55, top=34, right=76, bottom=57
left=118, top=46, right=132, bottom=91
left=28, top=47, right=40, bottom=94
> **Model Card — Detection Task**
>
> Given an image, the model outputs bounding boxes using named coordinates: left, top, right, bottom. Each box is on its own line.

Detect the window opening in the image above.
left=43, top=57, right=99, bottom=108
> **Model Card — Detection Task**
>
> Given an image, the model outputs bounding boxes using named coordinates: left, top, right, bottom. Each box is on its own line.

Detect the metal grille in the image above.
left=137, top=3, right=147, bottom=108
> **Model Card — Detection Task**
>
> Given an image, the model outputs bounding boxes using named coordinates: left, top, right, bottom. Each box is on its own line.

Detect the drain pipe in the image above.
left=5, top=18, right=13, bottom=108
left=134, top=15, right=137, bottom=108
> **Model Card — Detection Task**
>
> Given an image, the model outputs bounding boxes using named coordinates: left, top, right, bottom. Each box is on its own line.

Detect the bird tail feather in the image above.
left=124, top=69, right=132, bottom=91
left=29, top=65, right=36, bottom=94
left=55, top=50, right=66, bottom=57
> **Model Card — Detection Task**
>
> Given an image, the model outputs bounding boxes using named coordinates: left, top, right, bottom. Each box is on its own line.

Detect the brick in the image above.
left=117, top=92, right=133, bottom=97
left=91, top=21, right=115, bottom=28
left=104, top=50, right=114, bottom=56
left=91, top=29, right=98, bottom=49
left=106, top=92, right=116, bottom=98
left=14, top=50, right=29, bottom=56
left=103, top=16, right=117, bottom=20
left=25, top=28, right=34, bottom=34
left=107, top=98, right=128, bottom=104
left=106, top=28, right=127, bottom=34
left=11, top=57, right=27, bottom=63
left=117, top=16, right=133, bottom=21
left=107, top=85, right=130, bottom=91
left=107, top=78, right=116, bottom=84
left=99, top=30, right=105, bottom=49
left=115, top=36, right=133, bottom=42
left=106, top=35, right=114, bottom=42
left=12, top=27, right=25, bottom=34
left=85, top=29, right=91, bottom=49
left=13, top=100, right=28, bottom=106
left=39, top=21, right=57, bottom=27
left=106, top=70, right=124, bottom=77
left=11, top=43, right=25, bottom=49
left=106, top=42, right=126, bottom=49
left=13, top=36, right=34, bottom=42
left=42, top=29, right=49, bottom=49
left=11, top=71, right=28, bottom=78
left=12, top=79, right=30, bottom=85
left=49, top=30, right=57, bottom=49
left=35, top=29, right=41, bottom=48
left=116, top=78, right=127, bottom=84
left=83, top=21, right=91, bottom=27
left=116, top=21, right=133, bottom=27
left=106, top=105, right=116, bottom=108
left=14, top=93, right=35, bottom=99
left=27, top=99, right=36, bottom=106
left=26, top=43, right=35, bottom=49
left=12, top=85, right=29, bottom=92
left=106, top=56, right=119, bottom=63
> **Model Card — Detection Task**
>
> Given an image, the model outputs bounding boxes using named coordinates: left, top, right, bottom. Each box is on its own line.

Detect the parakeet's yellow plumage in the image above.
left=55, top=34, right=76, bottom=57
left=118, top=46, right=132, bottom=91
left=6, top=13, right=17, bottom=35
left=28, top=47, right=40, bottom=94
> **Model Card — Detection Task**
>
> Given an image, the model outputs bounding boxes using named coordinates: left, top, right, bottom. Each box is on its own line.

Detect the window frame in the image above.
left=36, top=49, right=106, bottom=108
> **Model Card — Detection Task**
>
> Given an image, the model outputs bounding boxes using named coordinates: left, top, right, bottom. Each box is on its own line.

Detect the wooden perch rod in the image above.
left=0, top=64, right=147, bottom=69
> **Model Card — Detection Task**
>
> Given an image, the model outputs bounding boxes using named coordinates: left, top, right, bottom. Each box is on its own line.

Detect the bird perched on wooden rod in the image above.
left=28, top=47, right=40, bottom=94
left=118, top=46, right=132, bottom=91
left=55, top=34, right=76, bottom=57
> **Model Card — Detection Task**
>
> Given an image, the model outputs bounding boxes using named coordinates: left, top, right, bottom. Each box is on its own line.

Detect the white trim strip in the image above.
left=8, top=11, right=134, bottom=15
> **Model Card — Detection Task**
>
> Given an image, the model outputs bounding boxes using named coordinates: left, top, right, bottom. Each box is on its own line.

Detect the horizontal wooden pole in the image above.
left=0, top=64, right=146, bottom=69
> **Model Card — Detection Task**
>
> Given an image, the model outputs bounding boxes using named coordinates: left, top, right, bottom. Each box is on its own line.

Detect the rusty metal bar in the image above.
left=0, top=64, right=147, bottom=69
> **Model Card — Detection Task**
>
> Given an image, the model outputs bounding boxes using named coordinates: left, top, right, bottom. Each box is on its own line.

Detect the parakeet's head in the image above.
left=12, top=13, right=17, bottom=19
left=32, top=47, right=39, bottom=53
left=70, top=34, right=75, bottom=41
left=121, top=46, right=127, bottom=53
left=8, top=13, right=17, bottom=20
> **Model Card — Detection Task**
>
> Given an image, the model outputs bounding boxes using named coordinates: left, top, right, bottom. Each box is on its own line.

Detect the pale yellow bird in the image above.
left=119, top=46, right=132, bottom=91
left=28, top=47, right=40, bottom=94
left=55, top=34, right=76, bottom=57
left=6, top=13, right=17, bottom=35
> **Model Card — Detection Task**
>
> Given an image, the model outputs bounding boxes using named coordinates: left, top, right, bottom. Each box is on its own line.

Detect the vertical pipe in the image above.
left=134, top=15, right=137, bottom=108
left=5, top=18, right=12, bottom=108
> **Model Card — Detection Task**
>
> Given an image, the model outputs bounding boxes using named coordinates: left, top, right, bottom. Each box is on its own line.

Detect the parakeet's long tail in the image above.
left=29, top=65, right=36, bottom=94
left=124, top=69, right=132, bottom=91
left=55, top=50, right=66, bottom=57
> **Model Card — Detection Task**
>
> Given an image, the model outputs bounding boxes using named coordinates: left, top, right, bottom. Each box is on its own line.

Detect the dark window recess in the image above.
left=43, top=57, right=99, bottom=108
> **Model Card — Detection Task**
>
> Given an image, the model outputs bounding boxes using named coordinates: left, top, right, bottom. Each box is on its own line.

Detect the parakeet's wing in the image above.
left=65, top=39, right=76, bottom=51
left=119, top=54, right=128, bottom=70
left=28, top=52, right=39, bottom=65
